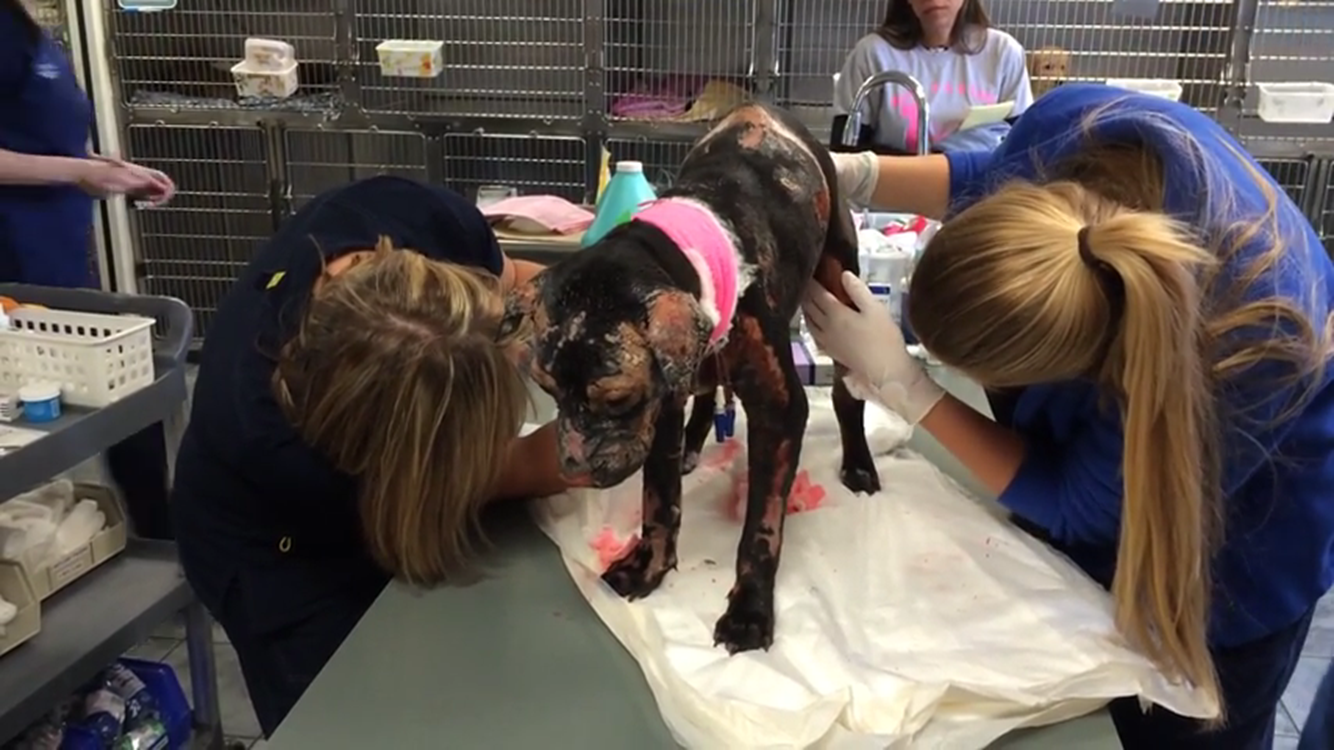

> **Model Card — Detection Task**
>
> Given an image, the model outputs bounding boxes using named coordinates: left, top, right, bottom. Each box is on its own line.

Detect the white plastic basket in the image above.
left=1257, top=82, right=1334, bottom=124
left=1105, top=78, right=1183, bottom=102
left=0, top=307, right=155, bottom=409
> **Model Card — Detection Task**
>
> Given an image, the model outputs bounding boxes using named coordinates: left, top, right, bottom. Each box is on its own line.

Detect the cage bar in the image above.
left=1249, top=0, right=1334, bottom=113
left=442, top=134, right=587, bottom=203
left=284, top=130, right=429, bottom=210
left=605, top=0, right=757, bottom=124
left=602, top=139, right=693, bottom=193
left=110, top=0, right=340, bottom=111
left=354, top=0, right=585, bottom=118
left=126, top=126, right=271, bottom=339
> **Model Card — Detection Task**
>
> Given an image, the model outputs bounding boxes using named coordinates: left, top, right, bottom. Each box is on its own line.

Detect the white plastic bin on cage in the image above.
left=232, top=37, right=300, bottom=99
left=1257, top=82, right=1334, bottom=124
left=0, top=307, right=155, bottom=409
left=376, top=40, right=445, bottom=79
left=1104, top=78, right=1183, bottom=102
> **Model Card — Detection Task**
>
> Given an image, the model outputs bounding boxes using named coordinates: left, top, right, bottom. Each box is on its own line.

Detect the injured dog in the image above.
left=501, top=103, right=881, bottom=654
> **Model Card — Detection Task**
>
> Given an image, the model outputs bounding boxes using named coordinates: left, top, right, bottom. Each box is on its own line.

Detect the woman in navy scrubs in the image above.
left=172, top=175, right=569, bottom=737
left=1, top=0, right=176, bottom=536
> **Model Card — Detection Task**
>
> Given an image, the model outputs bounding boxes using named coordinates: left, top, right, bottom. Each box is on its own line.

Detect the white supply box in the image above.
left=1257, top=82, right=1334, bottom=124
left=376, top=40, right=445, bottom=78
left=232, top=37, right=300, bottom=99
left=0, top=307, right=155, bottom=409
left=1105, top=78, right=1184, bottom=102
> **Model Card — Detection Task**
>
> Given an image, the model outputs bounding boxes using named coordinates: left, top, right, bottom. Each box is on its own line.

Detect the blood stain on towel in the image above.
left=724, top=469, right=828, bottom=522
left=698, top=438, right=745, bottom=472
left=590, top=526, right=640, bottom=571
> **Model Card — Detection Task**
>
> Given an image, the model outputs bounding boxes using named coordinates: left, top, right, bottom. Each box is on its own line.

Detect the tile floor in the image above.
left=119, top=591, right=1333, bottom=748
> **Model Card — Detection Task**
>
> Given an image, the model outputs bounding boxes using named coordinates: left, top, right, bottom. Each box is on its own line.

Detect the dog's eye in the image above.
left=603, top=394, right=638, bottom=415
left=496, top=313, right=522, bottom=341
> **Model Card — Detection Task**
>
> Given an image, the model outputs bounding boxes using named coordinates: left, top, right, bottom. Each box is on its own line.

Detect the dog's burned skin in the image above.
left=502, top=102, right=880, bottom=654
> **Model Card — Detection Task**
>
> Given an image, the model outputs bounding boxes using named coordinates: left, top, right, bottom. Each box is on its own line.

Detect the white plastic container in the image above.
left=1257, top=82, right=1334, bottom=124
left=18, top=382, right=60, bottom=424
left=0, top=307, right=155, bottom=408
left=232, top=36, right=300, bottom=99
left=244, top=38, right=295, bottom=71
left=375, top=40, right=445, bottom=78
left=1105, top=78, right=1183, bottom=102
left=232, top=60, right=299, bottom=99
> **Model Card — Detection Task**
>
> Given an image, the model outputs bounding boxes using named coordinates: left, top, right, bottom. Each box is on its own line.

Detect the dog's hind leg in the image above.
left=713, top=314, right=806, bottom=654
left=814, top=194, right=881, bottom=495
left=602, top=396, right=687, bottom=599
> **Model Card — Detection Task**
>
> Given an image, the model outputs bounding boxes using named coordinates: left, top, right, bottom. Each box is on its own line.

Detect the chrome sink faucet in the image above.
left=841, top=70, right=931, bottom=157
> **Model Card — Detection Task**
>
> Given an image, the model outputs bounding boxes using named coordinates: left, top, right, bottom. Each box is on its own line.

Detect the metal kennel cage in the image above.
left=67, top=0, right=1334, bottom=340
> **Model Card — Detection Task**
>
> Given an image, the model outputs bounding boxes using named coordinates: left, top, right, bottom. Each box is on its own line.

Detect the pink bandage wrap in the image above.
left=634, top=199, right=740, bottom=346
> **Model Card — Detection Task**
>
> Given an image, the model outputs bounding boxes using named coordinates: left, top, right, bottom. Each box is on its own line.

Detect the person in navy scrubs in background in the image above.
left=172, top=175, right=569, bottom=737
left=1, top=0, right=176, bottom=537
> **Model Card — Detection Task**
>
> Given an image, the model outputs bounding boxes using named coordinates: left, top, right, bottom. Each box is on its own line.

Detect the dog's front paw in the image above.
left=681, top=451, right=701, bottom=475
left=840, top=461, right=881, bottom=495
left=713, top=582, right=775, bottom=654
left=602, top=538, right=677, bottom=600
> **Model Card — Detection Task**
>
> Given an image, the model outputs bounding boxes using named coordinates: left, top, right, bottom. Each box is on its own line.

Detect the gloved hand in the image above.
left=829, top=151, right=880, bottom=208
left=801, top=271, right=945, bottom=425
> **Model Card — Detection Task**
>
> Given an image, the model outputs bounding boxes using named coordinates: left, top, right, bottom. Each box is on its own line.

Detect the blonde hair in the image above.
left=907, top=109, right=1331, bottom=714
left=273, top=238, right=527, bottom=585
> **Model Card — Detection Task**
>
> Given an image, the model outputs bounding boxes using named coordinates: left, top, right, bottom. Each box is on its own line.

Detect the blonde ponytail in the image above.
left=1083, top=216, right=1223, bottom=710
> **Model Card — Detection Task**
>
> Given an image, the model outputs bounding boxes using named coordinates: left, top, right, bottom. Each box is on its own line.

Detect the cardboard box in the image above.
left=20, top=483, right=127, bottom=601
left=0, top=561, right=40, bottom=657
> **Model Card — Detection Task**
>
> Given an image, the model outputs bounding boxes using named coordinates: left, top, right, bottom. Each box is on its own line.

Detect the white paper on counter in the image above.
left=529, top=390, right=1214, bottom=748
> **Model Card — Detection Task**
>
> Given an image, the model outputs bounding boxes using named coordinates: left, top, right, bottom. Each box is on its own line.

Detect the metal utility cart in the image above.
left=0, top=285, right=224, bottom=750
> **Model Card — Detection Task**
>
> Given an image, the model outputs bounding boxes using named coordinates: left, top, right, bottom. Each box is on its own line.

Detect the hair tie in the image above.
left=1076, top=226, right=1097, bottom=268
left=1075, top=225, right=1125, bottom=370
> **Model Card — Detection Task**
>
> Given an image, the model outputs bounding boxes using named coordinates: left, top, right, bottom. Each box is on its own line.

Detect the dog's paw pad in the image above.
left=713, top=588, right=775, bottom=654
left=840, top=464, right=881, bottom=495
left=681, top=452, right=700, bottom=475
left=601, top=539, right=675, bottom=600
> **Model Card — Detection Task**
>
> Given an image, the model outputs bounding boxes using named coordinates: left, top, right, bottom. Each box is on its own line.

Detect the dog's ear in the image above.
left=645, top=288, right=712, bottom=394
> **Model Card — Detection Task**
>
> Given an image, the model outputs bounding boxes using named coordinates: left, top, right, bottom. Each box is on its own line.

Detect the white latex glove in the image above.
left=801, top=271, right=945, bottom=424
left=830, top=151, right=880, bottom=208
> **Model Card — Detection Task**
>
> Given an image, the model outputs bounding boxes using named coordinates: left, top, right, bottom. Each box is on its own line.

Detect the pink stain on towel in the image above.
left=699, top=438, right=746, bottom=472
left=725, top=469, right=828, bottom=522
left=590, top=527, right=640, bottom=571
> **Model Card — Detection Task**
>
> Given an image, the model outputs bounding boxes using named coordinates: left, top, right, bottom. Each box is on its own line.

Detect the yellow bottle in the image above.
left=595, top=147, right=612, bottom=204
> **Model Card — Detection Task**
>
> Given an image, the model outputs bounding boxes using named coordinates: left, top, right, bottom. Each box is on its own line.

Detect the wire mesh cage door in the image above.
left=1320, top=159, right=1334, bottom=256
left=126, top=126, right=273, bottom=341
left=107, top=0, right=341, bottom=111
left=1248, top=0, right=1334, bottom=118
left=990, top=0, right=1233, bottom=113
left=605, top=0, right=759, bottom=125
left=284, top=130, right=431, bottom=213
left=442, top=134, right=588, bottom=204
left=354, top=0, right=586, bottom=119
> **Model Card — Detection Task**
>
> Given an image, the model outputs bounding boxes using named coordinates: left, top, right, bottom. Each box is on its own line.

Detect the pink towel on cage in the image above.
left=480, top=195, right=595, bottom=235
left=611, top=75, right=705, bottom=118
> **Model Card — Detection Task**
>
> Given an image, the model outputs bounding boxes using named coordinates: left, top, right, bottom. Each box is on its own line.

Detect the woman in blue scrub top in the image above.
left=172, top=175, right=570, bottom=737
left=2, top=0, right=177, bottom=537
left=808, top=83, right=1334, bottom=749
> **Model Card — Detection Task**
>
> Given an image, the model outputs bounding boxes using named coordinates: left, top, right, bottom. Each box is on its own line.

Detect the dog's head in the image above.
left=502, top=243, right=713, bottom=488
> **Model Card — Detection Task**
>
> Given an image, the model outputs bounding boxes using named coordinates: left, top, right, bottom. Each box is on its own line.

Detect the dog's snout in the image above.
left=558, top=428, right=599, bottom=482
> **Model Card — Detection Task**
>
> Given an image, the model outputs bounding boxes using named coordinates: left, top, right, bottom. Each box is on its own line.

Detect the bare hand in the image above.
left=78, top=155, right=176, bottom=206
